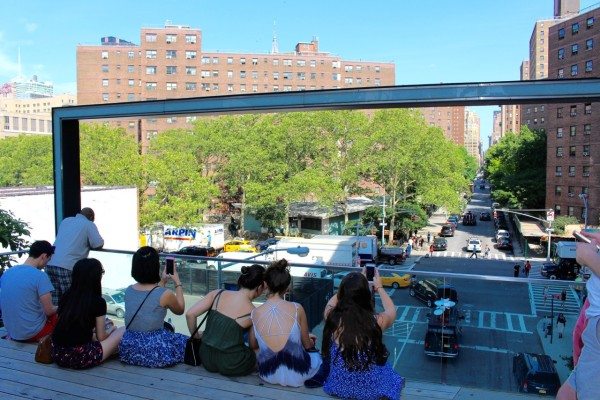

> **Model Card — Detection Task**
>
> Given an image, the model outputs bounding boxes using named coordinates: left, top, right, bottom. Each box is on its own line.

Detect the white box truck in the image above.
left=311, top=234, right=378, bottom=262
left=208, top=251, right=328, bottom=278
left=268, top=236, right=360, bottom=271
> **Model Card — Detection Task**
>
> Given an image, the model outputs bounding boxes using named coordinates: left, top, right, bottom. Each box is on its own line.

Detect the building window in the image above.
left=166, top=34, right=177, bottom=43
left=145, top=33, right=157, bottom=42
left=240, top=84, right=246, bottom=92
left=227, top=70, right=233, bottom=78
left=146, top=82, right=157, bottom=91
left=583, top=166, right=591, bottom=176
left=583, top=145, right=590, bottom=156
left=185, top=82, right=196, bottom=91
left=146, top=50, right=157, bottom=59
left=127, top=65, right=135, bottom=73
left=297, top=72, right=306, bottom=80
left=570, top=105, right=577, bottom=117
left=227, top=84, right=233, bottom=92
left=283, top=59, right=292, bottom=66
left=102, top=64, right=109, bottom=73
left=568, top=206, right=575, bottom=217
left=283, top=85, right=292, bottom=92
left=211, top=70, right=218, bottom=78
left=556, top=146, right=564, bottom=157
left=227, top=57, right=233, bottom=64
left=375, top=66, right=381, bottom=72
left=127, top=93, right=135, bottom=101
left=212, top=83, right=219, bottom=91
left=344, top=65, right=353, bottom=72
left=283, top=72, right=292, bottom=80
left=200, top=56, right=210, bottom=64
left=310, top=60, right=316, bottom=67
left=555, top=205, right=561, bottom=215
left=199, top=83, right=209, bottom=91
left=568, top=186, right=576, bottom=196
left=569, top=146, right=576, bottom=156
left=582, top=186, right=589, bottom=195
left=272, top=59, right=279, bottom=66
left=555, top=166, right=562, bottom=176
left=252, top=71, right=258, bottom=79
left=555, top=186, right=562, bottom=196
left=166, top=50, right=177, bottom=59
left=571, top=64, right=578, bottom=76
left=585, top=60, right=594, bottom=72
left=185, top=34, right=196, bottom=44
left=570, top=126, right=577, bottom=136
left=146, top=66, right=157, bottom=75
left=239, top=70, right=246, bottom=79
left=585, top=103, right=592, bottom=114
left=185, top=51, right=197, bottom=59
left=240, top=58, right=246, bottom=65
left=557, top=107, right=563, bottom=118
left=128, top=51, right=135, bottom=59
left=102, top=93, right=109, bottom=102
left=273, top=85, right=279, bottom=92
left=557, top=127, right=563, bottom=138
left=558, top=28, right=565, bottom=39
left=569, top=166, right=576, bottom=176
left=587, top=38, right=594, bottom=50
left=201, top=70, right=210, bottom=78
left=558, top=48, right=565, bottom=59
left=166, top=82, right=177, bottom=91
left=587, top=17, right=595, bottom=29
left=128, top=79, right=135, bottom=87
left=102, top=79, right=109, bottom=87
left=572, top=22, right=580, bottom=34
left=186, top=66, right=196, bottom=75
left=252, top=84, right=258, bottom=92
left=572, top=44, right=579, bottom=55
left=584, top=123, right=591, bottom=134
left=558, top=68, right=564, bottom=78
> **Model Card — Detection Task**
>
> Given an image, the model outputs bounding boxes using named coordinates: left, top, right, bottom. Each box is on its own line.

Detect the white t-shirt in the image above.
left=585, top=273, right=600, bottom=318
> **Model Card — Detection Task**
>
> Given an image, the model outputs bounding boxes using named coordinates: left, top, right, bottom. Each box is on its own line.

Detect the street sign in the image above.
left=380, top=222, right=387, bottom=227
left=546, top=209, right=555, bottom=222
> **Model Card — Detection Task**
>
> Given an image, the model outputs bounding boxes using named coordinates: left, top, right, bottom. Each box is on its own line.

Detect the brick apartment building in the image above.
left=546, top=7, right=600, bottom=225
left=76, top=24, right=395, bottom=150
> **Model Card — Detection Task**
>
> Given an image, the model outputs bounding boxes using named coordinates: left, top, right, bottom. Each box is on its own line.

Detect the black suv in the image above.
left=377, top=246, right=405, bottom=265
left=432, top=237, right=447, bottom=251
left=440, top=224, right=455, bottom=237
left=541, top=259, right=580, bottom=280
left=424, top=306, right=461, bottom=358
left=172, top=246, right=217, bottom=260
left=462, top=212, right=476, bottom=226
left=409, top=279, right=458, bottom=308
left=513, top=353, right=560, bottom=395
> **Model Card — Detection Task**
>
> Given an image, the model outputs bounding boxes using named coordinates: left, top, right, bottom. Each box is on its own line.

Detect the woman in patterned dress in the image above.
left=321, top=269, right=404, bottom=399
left=52, top=258, right=124, bottom=369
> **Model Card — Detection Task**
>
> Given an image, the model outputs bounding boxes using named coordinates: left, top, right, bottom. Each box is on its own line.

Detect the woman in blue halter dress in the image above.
left=249, top=259, right=322, bottom=387
left=321, top=269, right=404, bottom=399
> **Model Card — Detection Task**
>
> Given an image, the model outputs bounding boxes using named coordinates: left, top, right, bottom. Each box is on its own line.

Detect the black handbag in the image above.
left=184, top=290, right=223, bottom=366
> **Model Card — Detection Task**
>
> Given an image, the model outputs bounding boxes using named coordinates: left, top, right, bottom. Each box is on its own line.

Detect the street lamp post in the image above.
left=381, top=193, right=386, bottom=246
left=579, top=193, right=589, bottom=229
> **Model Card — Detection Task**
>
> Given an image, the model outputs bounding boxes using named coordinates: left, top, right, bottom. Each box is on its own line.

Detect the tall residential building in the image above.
left=520, top=60, right=530, bottom=80
left=76, top=24, right=395, bottom=149
left=419, top=106, right=466, bottom=145
left=491, top=110, right=502, bottom=144
left=0, top=94, right=76, bottom=138
left=464, top=109, right=481, bottom=163
left=1, top=75, right=53, bottom=100
left=546, top=6, right=599, bottom=225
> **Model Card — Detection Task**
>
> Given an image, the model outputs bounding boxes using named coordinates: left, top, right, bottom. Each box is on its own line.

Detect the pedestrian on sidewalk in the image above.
left=543, top=285, right=549, bottom=305
left=428, top=244, right=434, bottom=258
left=513, top=263, right=520, bottom=277
left=524, top=260, right=531, bottom=277
left=484, top=245, right=490, bottom=258
left=427, top=232, right=432, bottom=244
left=557, top=313, right=567, bottom=339
left=560, top=289, right=567, bottom=308
left=469, top=248, right=478, bottom=259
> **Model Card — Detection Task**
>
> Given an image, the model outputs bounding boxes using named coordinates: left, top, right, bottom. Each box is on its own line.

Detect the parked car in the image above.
left=479, top=212, right=491, bottom=221
left=440, top=224, right=455, bottom=237
left=377, top=246, right=405, bottom=265
left=380, top=271, right=411, bottom=289
left=102, top=289, right=126, bottom=319
left=513, top=352, right=560, bottom=396
left=409, top=279, right=458, bottom=308
left=223, top=239, right=257, bottom=253
left=447, top=215, right=460, bottom=227
left=541, top=259, right=580, bottom=280
left=173, top=245, right=217, bottom=260
left=495, top=229, right=510, bottom=242
left=495, top=238, right=513, bottom=251
left=256, top=237, right=280, bottom=252
left=432, top=237, right=448, bottom=251
left=466, top=237, right=482, bottom=253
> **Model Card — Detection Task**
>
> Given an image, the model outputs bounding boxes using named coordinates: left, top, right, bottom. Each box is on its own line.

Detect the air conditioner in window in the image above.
left=583, top=152, right=590, bottom=156
left=568, top=193, right=575, bottom=197
left=166, top=40, right=172, bottom=44
left=583, top=173, right=590, bottom=177
left=556, top=172, right=562, bottom=176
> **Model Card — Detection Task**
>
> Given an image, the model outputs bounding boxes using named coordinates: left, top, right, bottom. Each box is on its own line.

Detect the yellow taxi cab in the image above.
left=223, top=239, right=257, bottom=253
left=379, top=271, right=411, bottom=289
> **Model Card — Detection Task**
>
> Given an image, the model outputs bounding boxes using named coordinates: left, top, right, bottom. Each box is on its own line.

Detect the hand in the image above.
left=308, top=333, right=317, bottom=346
left=371, top=268, right=383, bottom=290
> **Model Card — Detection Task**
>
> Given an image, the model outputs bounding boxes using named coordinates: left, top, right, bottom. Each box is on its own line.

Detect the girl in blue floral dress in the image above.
left=119, top=246, right=188, bottom=367
left=321, top=270, right=404, bottom=399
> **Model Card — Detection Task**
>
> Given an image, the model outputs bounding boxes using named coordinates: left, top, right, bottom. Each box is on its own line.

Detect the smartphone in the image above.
left=366, top=265, right=375, bottom=281
left=165, top=257, right=175, bottom=275
left=573, top=231, right=592, bottom=244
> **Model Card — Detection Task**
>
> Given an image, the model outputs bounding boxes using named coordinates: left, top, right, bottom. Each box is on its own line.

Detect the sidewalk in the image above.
left=536, top=314, right=575, bottom=383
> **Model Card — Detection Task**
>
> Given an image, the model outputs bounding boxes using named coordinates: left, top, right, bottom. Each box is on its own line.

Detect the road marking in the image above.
left=411, top=307, right=422, bottom=323
left=388, top=337, right=514, bottom=354
left=528, top=283, right=537, bottom=316
left=392, top=323, right=414, bottom=368
left=506, top=313, right=514, bottom=331
left=399, top=306, right=410, bottom=321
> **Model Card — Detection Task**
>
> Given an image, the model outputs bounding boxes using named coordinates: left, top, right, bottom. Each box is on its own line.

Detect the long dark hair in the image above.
left=56, top=258, right=103, bottom=332
left=264, top=259, right=291, bottom=296
left=322, top=272, right=388, bottom=371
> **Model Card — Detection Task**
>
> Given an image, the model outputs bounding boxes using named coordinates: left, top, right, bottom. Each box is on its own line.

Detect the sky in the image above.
left=1, top=0, right=599, bottom=146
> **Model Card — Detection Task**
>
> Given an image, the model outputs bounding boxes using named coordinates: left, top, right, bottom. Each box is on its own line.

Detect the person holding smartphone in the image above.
left=318, top=267, right=404, bottom=399
left=118, top=246, right=187, bottom=368
left=557, top=231, right=600, bottom=400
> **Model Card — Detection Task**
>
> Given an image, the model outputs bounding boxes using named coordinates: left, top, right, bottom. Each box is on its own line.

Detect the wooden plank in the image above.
left=0, top=375, right=83, bottom=400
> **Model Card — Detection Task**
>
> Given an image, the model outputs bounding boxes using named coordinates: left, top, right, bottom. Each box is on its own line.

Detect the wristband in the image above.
left=175, top=284, right=183, bottom=289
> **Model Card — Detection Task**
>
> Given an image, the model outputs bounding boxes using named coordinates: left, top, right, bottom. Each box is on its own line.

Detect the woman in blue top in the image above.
left=249, top=259, right=322, bottom=387
left=119, top=246, right=188, bottom=367
left=322, top=269, right=404, bottom=400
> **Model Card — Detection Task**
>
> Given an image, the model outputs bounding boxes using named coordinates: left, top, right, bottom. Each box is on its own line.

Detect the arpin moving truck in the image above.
left=268, top=236, right=361, bottom=271
left=143, top=224, right=225, bottom=252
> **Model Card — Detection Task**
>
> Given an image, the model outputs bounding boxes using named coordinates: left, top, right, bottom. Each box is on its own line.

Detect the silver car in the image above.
left=102, top=289, right=126, bottom=319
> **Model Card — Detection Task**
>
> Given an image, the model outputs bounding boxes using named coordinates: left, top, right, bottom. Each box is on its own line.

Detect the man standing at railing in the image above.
left=0, top=241, right=57, bottom=342
left=46, top=208, right=104, bottom=305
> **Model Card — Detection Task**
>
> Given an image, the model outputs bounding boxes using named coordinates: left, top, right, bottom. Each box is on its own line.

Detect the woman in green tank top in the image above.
left=185, top=264, right=265, bottom=376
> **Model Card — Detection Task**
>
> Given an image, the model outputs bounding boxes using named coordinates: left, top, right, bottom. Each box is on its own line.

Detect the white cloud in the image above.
left=24, top=22, right=38, bottom=33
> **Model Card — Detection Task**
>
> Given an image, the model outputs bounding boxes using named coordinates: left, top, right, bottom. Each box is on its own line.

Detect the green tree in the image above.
left=0, top=135, right=53, bottom=186
left=552, top=215, right=580, bottom=235
left=0, top=209, right=30, bottom=275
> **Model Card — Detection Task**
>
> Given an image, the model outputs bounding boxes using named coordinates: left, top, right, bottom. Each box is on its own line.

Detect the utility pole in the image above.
left=579, top=193, right=589, bottom=229
left=381, top=193, right=386, bottom=246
